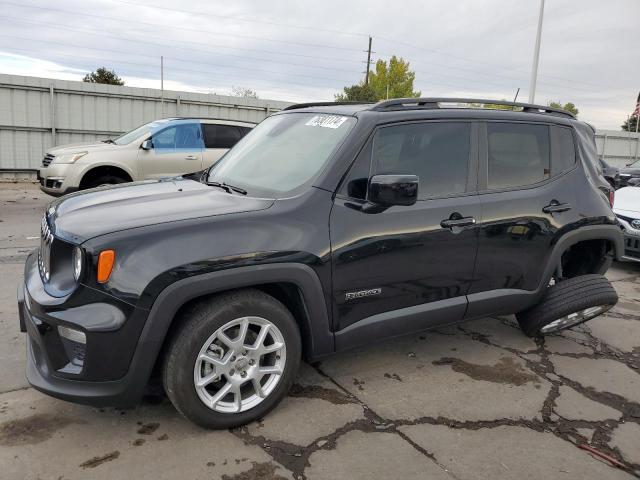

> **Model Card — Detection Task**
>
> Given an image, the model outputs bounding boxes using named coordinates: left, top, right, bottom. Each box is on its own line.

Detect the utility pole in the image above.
left=365, top=36, right=372, bottom=85
left=528, top=0, right=545, bottom=104
left=160, top=56, right=164, bottom=117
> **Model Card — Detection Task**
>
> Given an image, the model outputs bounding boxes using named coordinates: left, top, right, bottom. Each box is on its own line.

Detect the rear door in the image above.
left=202, top=123, right=248, bottom=169
left=330, top=120, right=481, bottom=339
left=467, top=121, right=580, bottom=316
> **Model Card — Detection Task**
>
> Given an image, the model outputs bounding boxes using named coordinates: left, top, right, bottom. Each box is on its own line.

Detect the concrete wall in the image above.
left=0, top=74, right=291, bottom=172
left=595, top=129, right=640, bottom=167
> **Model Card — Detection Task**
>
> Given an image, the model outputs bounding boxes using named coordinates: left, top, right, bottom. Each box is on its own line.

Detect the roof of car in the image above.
left=282, top=98, right=576, bottom=121
left=162, top=117, right=257, bottom=125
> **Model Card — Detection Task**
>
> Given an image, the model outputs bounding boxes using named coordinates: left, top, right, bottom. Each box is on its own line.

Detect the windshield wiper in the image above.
left=205, top=181, right=247, bottom=195
left=102, top=139, right=115, bottom=144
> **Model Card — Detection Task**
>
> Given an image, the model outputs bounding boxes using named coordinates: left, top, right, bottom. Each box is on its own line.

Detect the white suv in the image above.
left=38, top=118, right=255, bottom=196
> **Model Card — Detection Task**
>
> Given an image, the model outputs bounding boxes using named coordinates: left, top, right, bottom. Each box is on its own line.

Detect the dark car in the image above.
left=618, top=158, right=640, bottom=187
left=598, top=157, right=620, bottom=189
left=18, top=98, right=623, bottom=429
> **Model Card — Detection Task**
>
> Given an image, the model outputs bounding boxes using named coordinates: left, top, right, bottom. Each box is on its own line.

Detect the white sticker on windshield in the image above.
left=305, top=115, right=349, bottom=129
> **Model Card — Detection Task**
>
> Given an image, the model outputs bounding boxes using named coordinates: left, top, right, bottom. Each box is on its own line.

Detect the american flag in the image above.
left=635, top=92, right=640, bottom=117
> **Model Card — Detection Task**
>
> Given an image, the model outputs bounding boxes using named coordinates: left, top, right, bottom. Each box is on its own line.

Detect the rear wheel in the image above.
left=516, top=274, right=618, bottom=337
left=162, top=289, right=301, bottom=429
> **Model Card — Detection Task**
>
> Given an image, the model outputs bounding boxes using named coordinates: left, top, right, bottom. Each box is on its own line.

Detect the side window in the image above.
left=373, top=122, right=470, bottom=198
left=203, top=124, right=242, bottom=149
left=239, top=126, right=253, bottom=137
left=153, top=123, right=202, bottom=150
left=550, top=126, right=576, bottom=176
left=487, top=123, right=550, bottom=189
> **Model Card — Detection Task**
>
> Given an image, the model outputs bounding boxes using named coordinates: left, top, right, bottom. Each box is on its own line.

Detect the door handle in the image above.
left=542, top=202, right=571, bottom=214
left=185, top=155, right=198, bottom=160
left=440, top=217, right=476, bottom=229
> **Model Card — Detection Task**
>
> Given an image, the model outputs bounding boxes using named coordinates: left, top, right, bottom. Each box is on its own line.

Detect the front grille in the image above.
left=38, top=215, right=54, bottom=281
left=42, top=153, right=55, bottom=167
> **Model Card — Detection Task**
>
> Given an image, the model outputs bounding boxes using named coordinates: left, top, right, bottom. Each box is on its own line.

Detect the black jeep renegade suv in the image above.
left=18, top=98, right=623, bottom=428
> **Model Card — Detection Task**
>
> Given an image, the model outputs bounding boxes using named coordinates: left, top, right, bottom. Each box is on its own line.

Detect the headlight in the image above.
left=72, top=246, right=83, bottom=281
left=53, top=151, right=89, bottom=164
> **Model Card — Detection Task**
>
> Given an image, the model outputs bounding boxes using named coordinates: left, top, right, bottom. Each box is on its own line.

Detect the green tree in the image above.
left=82, top=67, right=124, bottom=85
left=369, top=56, right=420, bottom=100
left=334, top=83, right=377, bottom=102
left=548, top=101, right=578, bottom=117
left=335, top=55, right=420, bottom=102
left=622, top=116, right=639, bottom=132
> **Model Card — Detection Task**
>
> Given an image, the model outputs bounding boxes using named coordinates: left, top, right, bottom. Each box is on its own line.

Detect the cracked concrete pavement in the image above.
left=1, top=182, right=639, bottom=479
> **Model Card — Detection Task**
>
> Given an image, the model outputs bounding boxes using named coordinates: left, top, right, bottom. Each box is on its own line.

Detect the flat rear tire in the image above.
left=516, top=274, right=618, bottom=337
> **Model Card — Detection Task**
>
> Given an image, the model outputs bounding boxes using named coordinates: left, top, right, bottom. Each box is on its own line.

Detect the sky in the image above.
left=0, top=0, right=638, bottom=130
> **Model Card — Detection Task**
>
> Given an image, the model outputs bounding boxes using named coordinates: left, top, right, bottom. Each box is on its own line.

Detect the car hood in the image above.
left=613, top=186, right=640, bottom=217
left=48, top=141, right=124, bottom=155
left=48, top=178, right=274, bottom=243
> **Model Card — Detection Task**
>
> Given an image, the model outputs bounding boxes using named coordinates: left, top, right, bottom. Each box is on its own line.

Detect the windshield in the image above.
left=113, top=119, right=173, bottom=145
left=207, top=113, right=356, bottom=197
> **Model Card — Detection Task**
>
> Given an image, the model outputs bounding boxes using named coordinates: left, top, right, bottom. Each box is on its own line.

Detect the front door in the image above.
left=139, top=122, right=204, bottom=179
left=330, top=120, right=481, bottom=346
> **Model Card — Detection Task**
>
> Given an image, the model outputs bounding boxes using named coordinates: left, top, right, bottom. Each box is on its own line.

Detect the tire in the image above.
left=516, top=274, right=618, bottom=337
left=84, top=175, right=128, bottom=189
left=162, top=289, right=301, bottom=429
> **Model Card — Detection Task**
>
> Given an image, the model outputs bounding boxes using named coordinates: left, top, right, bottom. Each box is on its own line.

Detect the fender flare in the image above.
left=126, top=263, right=334, bottom=396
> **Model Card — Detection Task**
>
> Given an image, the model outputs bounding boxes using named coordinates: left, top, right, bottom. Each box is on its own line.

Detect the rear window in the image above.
left=487, top=123, right=550, bottom=189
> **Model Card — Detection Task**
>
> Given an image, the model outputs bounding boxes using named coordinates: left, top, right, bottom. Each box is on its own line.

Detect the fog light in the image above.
left=58, top=325, right=86, bottom=344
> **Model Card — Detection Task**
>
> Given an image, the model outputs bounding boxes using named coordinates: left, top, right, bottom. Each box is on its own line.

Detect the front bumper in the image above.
left=20, top=251, right=153, bottom=407
left=38, top=163, right=80, bottom=196
left=622, top=233, right=640, bottom=262
left=615, top=214, right=640, bottom=262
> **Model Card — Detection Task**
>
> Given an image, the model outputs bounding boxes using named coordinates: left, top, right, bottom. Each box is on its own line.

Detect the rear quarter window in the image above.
left=550, top=126, right=577, bottom=176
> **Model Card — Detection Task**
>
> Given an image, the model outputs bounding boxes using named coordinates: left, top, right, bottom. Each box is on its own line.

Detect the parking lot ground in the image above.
left=1, top=182, right=639, bottom=479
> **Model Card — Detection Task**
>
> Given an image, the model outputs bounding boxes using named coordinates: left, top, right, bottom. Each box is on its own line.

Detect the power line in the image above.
left=0, top=33, right=362, bottom=76
left=0, top=30, right=528, bottom=94
left=108, top=0, right=369, bottom=38
left=0, top=1, right=363, bottom=53
left=0, top=15, right=362, bottom=82
left=375, top=35, right=629, bottom=93
left=0, top=44, right=353, bottom=85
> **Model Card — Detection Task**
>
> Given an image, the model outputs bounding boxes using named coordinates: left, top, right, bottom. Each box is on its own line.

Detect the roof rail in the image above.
left=283, top=101, right=373, bottom=111
left=370, top=98, right=575, bottom=118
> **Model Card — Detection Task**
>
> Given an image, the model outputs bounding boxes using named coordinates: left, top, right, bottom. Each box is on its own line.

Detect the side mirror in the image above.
left=368, top=174, right=418, bottom=207
left=140, top=139, right=153, bottom=150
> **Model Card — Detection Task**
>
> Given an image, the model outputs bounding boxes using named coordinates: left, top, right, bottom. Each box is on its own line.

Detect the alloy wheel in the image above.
left=193, top=316, right=286, bottom=413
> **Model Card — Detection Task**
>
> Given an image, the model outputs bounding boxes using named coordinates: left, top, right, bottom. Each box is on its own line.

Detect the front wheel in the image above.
left=516, top=274, right=618, bottom=337
left=162, top=289, right=301, bottom=429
